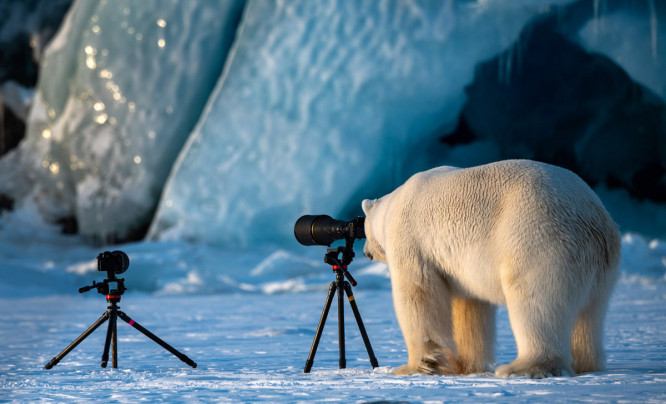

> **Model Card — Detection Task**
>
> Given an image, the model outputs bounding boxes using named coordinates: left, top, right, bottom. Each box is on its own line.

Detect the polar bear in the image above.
left=362, top=160, right=620, bottom=378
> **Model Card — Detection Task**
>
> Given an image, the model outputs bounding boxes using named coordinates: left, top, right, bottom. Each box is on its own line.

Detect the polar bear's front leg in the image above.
left=389, top=259, right=458, bottom=375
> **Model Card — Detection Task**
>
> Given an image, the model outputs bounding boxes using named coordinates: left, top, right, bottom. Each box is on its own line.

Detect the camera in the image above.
left=294, top=214, right=379, bottom=373
left=97, top=250, right=129, bottom=274
left=294, top=215, right=365, bottom=246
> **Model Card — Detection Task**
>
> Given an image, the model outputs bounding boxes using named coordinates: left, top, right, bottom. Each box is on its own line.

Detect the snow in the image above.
left=1, top=278, right=665, bottom=402
left=0, top=209, right=665, bottom=402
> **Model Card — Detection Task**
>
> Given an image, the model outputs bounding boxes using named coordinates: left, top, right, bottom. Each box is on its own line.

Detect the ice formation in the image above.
left=0, top=0, right=245, bottom=241
left=0, top=0, right=663, bottom=246
left=148, top=0, right=575, bottom=247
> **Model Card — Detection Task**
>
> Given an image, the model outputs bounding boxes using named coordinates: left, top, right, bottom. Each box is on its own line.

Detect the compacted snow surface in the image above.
left=1, top=232, right=665, bottom=402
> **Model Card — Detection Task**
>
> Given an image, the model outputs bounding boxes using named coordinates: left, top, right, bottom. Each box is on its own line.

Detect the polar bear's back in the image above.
left=401, top=159, right=604, bottom=223
left=403, top=160, right=611, bottom=231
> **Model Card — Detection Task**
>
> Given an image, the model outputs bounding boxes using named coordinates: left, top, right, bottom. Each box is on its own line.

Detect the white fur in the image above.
left=362, top=160, right=620, bottom=378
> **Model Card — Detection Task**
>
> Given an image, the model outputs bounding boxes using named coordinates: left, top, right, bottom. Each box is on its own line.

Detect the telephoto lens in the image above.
left=294, top=215, right=365, bottom=246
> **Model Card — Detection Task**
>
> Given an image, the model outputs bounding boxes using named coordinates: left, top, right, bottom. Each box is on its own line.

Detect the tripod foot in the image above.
left=44, top=358, right=59, bottom=370
left=304, top=359, right=314, bottom=373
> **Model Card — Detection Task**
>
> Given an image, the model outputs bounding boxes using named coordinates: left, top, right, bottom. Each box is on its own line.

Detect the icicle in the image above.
left=593, top=0, right=600, bottom=36
left=648, top=0, right=658, bottom=61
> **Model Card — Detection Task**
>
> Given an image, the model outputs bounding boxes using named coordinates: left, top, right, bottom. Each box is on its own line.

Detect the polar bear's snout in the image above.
left=361, top=233, right=386, bottom=263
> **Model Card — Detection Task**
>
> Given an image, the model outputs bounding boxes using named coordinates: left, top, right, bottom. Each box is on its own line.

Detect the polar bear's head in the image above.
left=362, top=199, right=386, bottom=263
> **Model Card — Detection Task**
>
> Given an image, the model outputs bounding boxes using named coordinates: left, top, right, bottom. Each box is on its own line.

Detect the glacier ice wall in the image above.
left=0, top=0, right=245, bottom=241
left=148, top=0, right=574, bottom=247
left=2, top=0, right=663, bottom=247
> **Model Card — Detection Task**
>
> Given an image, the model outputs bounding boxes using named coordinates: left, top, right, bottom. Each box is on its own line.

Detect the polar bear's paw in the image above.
left=392, top=364, right=418, bottom=375
left=495, top=358, right=574, bottom=379
left=393, top=349, right=461, bottom=375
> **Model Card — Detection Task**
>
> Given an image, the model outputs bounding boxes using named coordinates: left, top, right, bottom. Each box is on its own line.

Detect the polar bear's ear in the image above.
left=362, top=199, right=376, bottom=215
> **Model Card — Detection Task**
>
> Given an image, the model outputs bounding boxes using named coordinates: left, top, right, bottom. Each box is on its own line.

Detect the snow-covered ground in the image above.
left=1, top=283, right=665, bottom=402
left=0, top=218, right=664, bottom=402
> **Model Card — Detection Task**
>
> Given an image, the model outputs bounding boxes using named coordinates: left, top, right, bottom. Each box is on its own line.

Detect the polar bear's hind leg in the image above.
left=496, top=259, right=577, bottom=378
left=452, top=297, right=496, bottom=374
left=571, top=265, right=617, bottom=373
left=496, top=293, right=575, bottom=378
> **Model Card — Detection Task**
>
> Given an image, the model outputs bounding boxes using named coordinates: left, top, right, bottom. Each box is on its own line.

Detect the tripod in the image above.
left=45, top=265, right=197, bottom=369
left=304, top=238, right=379, bottom=373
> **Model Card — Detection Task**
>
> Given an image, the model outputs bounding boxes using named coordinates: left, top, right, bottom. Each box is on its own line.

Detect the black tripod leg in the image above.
left=343, top=282, right=379, bottom=369
left=304, top=281, right=336, bottom=373
left=45, top=311, right=110, bottom=369
left=101, top=311, right=115, bottom=368
left=337, top=281, right=346, bottom=369
left=116, top=311, right=197, bottom=368
left=111, top=311, right=118, bottom=368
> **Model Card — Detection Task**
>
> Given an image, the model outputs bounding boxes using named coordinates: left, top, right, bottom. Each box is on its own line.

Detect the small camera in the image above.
left=294, top=215, right=365, bottom=246
left=97, top=250, right=129, bottom=274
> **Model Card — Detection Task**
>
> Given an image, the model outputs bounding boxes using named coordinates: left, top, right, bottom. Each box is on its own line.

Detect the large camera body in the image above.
left=97, top=250, right=129, bottom=275
left=294, top=215, right=365, bottom=246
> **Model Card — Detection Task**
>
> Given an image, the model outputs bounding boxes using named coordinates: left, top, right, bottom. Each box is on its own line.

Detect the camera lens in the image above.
left=294, top=215, right=333, bottom=246
left=294, top=215, right=365, bottom=246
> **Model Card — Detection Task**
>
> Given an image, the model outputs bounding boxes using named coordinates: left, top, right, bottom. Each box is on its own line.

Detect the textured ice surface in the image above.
left=148, top=0, right=574, bottom=246
left=0, top=0, right=245, bottom=241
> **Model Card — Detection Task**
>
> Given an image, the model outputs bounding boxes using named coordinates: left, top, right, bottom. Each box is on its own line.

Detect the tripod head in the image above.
left=324, top=236, right=358, bottom=287
left=78, top=277, right=126, bottom=299
left=79, top=250, right=129, bottom=302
